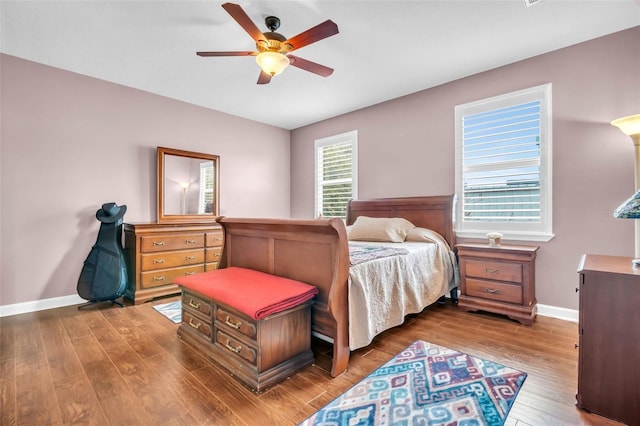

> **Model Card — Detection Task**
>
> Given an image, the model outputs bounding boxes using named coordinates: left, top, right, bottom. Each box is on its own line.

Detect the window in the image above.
left=315, top=131, right=358, bottom=219
left=198, top=161, right=215, bottom=214
left=455, top=84, right=553, bottom=241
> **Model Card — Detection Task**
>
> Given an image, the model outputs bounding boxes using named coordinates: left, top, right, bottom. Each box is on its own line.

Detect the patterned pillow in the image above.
left=347, top=216, right=415, bottom=242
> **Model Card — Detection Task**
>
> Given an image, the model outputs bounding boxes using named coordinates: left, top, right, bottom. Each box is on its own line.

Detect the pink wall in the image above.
left=0, top=54, right=291, bottom=306
left=290, top=27, right=640, bottom=311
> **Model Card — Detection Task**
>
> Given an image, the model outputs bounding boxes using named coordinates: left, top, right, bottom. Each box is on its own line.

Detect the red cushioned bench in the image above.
left=174, top=267, right=318, bottom=392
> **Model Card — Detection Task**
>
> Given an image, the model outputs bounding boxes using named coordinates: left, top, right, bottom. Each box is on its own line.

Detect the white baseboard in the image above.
left=537, top=303, right=578, bottom=323
left=0, top=294, right=85, bottom=317
left=1, top=295, right=580, bottom=324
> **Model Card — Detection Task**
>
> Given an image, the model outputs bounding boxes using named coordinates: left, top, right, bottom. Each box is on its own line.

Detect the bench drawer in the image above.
left=216, top=307, right=257, bottom=340
left=182, top=291, right=213, bottom=317
left=183, top=310, right=213, bottom=340
left=215, top=330, right=258, bottom=366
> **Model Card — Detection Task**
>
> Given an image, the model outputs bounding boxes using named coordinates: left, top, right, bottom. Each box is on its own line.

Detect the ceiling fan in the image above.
left=197, top=2, right=339, bottom=85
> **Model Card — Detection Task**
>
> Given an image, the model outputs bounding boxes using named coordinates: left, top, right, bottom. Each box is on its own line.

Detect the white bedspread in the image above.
left=348, top=238, right=459, bottom=350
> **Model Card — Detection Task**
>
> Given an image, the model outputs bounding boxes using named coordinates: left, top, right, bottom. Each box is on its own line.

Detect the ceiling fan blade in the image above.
left=222, top=3, right=266, bottom=43
left=288, top=55, right=334, bottom=77
left=285, top=20, right=339, bottom=51
left=257, top=70, right=272, bottom=85
left=197, top=51, right=257, bottom=57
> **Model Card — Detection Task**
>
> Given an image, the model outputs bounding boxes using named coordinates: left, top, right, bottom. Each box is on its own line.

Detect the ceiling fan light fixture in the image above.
left=256, top=51, right=290, bottom=76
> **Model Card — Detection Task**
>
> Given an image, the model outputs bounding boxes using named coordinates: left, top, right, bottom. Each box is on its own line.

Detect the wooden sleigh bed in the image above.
left=216, top=195, right=456, bottom=377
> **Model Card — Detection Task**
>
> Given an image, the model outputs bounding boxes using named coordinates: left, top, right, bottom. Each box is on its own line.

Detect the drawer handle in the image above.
left=225, top=316, right=242, bottom=329
left=152, top=241, right=166, bottom=246
left=185, top=255, right=197, bottom=260
left=485, top=268, right=499, bottom=274
left=185, top=272, right=196, bottom=276
left=482, top=287, right=500, bottom=294
left=188, top=318, right=201, bottom=330
left=152, top=275, right=165, bottom=281
left=188, top=299, right=201, bottom=309
left=185, top=239, right=197, bottom=244
left=213, top=253, right=220, bottom=257
left=214, top=238, right=222, bottom=241
left=225, top=339, right=241, bottom=354
left=152, top=259, right=165, bottom=264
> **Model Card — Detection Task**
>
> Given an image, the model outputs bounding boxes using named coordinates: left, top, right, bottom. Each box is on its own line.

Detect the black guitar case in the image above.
left=77, top=202, right=128, bottom=307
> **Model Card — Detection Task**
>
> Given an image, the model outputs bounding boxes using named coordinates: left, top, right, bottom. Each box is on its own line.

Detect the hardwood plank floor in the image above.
left=0, top=297, right=622, bottom=425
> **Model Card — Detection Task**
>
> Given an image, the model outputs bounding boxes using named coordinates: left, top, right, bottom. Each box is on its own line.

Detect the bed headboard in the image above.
left=346, top=195, right=456, bottom=249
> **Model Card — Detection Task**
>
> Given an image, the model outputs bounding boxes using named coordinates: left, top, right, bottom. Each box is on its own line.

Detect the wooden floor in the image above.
left=0, top=297, right=622, bottom=426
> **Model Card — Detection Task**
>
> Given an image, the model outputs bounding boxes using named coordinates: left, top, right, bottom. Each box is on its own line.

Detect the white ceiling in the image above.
left=1, top=1, right=639, bottom=130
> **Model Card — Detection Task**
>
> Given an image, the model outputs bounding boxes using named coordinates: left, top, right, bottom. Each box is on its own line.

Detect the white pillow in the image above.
left=347, top=216, right=415, bottom=242
left=405, top=227, right=451, bottom=250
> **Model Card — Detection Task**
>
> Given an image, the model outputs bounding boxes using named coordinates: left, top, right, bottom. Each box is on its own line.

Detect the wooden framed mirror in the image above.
left=157, top=147, right=219, bottom=223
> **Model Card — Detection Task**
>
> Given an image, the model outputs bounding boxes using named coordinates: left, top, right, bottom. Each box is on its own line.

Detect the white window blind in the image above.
left=455, top=84, right=553, bottom=241
left=315, top=131, right=358, bottom=219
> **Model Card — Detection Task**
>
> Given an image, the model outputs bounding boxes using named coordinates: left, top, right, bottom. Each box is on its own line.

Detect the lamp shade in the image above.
left=614, top=190, right=640, bottom=219
left=611, top=114, right=640, bottom=137
left=256, top=51, right=290, bottom=76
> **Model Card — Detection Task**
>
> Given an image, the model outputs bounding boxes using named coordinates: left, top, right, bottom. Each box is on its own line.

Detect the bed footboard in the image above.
left=216, top=217, right=351, bottom=377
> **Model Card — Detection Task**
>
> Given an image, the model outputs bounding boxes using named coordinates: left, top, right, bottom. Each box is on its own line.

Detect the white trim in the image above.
left=456, top=230, right=555, bottom=242
left=537, top=303, right=578, bottom=323
left=0, top=294, right=85, bottom=317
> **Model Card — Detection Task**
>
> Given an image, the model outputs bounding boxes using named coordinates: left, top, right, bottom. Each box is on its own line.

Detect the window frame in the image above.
left=454, top=83, right=554, bottom=242
left=314, top=130, right=358, bottom=219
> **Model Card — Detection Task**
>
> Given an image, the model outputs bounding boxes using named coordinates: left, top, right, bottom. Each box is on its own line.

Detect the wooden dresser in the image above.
left=123, top=222, right=223, bottom=304
left=457, top=243, right=539, bottom=325
left=576, top=254, right=640, bottom=425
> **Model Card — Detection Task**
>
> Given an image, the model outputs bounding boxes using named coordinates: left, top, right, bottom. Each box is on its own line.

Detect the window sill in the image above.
left=455, top=230, right=555, bottom=242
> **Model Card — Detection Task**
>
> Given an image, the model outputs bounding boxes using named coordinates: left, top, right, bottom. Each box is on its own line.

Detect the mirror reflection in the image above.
left=157, top=147, right=219, bottom=223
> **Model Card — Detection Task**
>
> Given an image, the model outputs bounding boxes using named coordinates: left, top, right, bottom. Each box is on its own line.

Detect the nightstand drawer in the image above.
left=466, top=278, right=522, bottom=304
left=465, top=259, right=523, bottom=284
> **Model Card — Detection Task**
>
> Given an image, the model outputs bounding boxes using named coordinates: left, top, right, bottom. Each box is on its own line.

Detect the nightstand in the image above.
left=456, top=243, right=539, bottom=325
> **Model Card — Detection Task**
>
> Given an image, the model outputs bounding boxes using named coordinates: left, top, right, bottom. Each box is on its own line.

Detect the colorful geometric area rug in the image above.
left=152, top=300, right=181, bottom=324
left=299, top=340, right=527, bottom=426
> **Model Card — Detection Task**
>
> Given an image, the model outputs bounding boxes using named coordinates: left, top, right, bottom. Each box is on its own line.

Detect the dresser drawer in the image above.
left=140, top=265, right=204, bottom=288
left=140, top=233, right=205, bottom=253
left=182, top=310, right=213, bottom=339
left=141, top=249, right=205, bottom=271
left=466, top=278, right=523, bottom=304
left=216, top=330, right=258, bottom=366
left=465, top=259, right=523, bottom=284
left=205, top=247, right=223, bottom=264
left=182, top=291, right=213, bottom=317
left=205, top=262, right=220, bottom=272
left=206, top=231, right=224, bottom=247
left=216, top=307, right=257, bottom=340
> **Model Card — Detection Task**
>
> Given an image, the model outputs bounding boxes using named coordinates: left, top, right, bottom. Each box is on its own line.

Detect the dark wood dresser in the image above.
left=123, top=222, right=223, bottom=304
left=576, top=254, right=640, bottom=425
left=457, top=243, right=539, bottom=325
